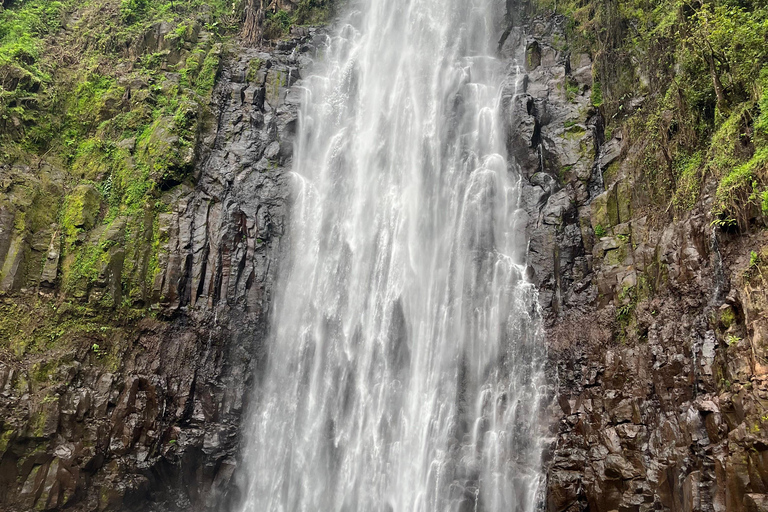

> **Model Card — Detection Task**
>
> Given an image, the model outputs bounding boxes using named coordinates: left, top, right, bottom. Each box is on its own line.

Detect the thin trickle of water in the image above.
left=235, top=0, right=547, bottom=510
left=710, top=226, right=726, bottom=306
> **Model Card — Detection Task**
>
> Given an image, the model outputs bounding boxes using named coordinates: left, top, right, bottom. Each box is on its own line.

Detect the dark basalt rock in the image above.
left=0, top=30, right=325, bottom=511
left=504, top=11, right=768, bottom=512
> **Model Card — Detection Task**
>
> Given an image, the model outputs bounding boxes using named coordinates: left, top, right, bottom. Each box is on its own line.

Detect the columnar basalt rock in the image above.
left=502, top=11, right=768, bottom=512
left=0, top=31, right=323, bottom=511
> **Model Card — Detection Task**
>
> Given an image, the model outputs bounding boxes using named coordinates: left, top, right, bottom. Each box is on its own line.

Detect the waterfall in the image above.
left=235, top=0, right=547, bottom=510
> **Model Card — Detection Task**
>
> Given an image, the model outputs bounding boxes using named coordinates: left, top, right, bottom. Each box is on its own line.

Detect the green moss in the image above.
left=713, top=146, right=768, bottom=228
left=246, top=58, right=263, bottom=83
left=564, top=124, right=586, bottom=139
left=0, top=297, right=142, bottom=364
left=709, top=104, right=752, bottom=177
left=602, top=160, right=620, bottom=185
left=146, top=213, right=163, bottom=294
left=544, top=0, right=768, bottom=222
left=0, top=0, right=242, bottom=310
left=179, top=49, right=205, bottom=87
left=195, top=47, right=220, bottom=97
left=566, top=79, right=580, bottom=102
left=672, top=151, right=703, bottom=211
left=30, top=407, right=47, bottom=437
left=591, top=80, right=603, bottom=108
left=559, top=164, right=574, bottom=183
left=31, top=361, right=56, bottom=383
left=61, top=184, right=102, bottom=243
left=0, top=0, right=64, bottom=133
left=0, top=429, right=13, bottom=452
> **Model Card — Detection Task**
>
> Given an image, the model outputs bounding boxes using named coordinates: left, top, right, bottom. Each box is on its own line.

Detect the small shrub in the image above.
left=714, top=146, right=768, bottom=230
left=120, top=0, right=149, bottom=23
left=762, top=190, right=768, bottom=215
left=263, top=9, right=292, bottom=39
left=594, top=224, right=607, bottom=237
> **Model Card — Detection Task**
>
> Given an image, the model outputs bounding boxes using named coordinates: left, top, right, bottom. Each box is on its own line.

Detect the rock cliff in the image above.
left=503, top=9, right=768, bottom=512
left=0, top=24, right=321, bottom=510
left=1, top=0, right=768, bottom=511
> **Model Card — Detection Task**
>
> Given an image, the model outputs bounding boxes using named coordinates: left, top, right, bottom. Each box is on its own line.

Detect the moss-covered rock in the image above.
left=136, top=115, right=195, bottom=188
left=62, top=185, right=102, bottom=242
left=591, top=184, right=620, bottom=232
left=617, top=180, right=632, bottom=224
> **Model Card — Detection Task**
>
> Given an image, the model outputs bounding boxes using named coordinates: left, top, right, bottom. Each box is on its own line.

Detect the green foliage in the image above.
left=744, top=247, right=767, bottom=281
left=195, top=48, right=221, bottom=97
left=757, top=70, right=768, bottom=140
left=683, top=2, right=768, bottom=104
left=264, top=9, right=293, bottom=39
left=262, top=0, right=334, bottom=40
left=672, top=151, right=703, bottom=210
left=616, top=285, right=639, bottom=342
left=761, top=190, right=768, bottom=215
left=0, top=298, right=140, bottom=376
left=545, top=0, right=768, bottom=225
left=713, top=146, right=768, bottom=229
left=594, top=224, right=607, bottom=238
left=591, top=80, right=603, bottom=108
left=0, top=0, right=240, bottom=306
left=293, top=0, right=333, bottom=26
left=1, top=0, right=235, bottom=146
left=120, top=0, right=150, bottom=24
left=0, top=0, right=65, bottom=132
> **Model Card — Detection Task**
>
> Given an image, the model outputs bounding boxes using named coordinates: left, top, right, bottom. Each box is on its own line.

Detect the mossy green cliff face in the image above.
left=0, top=0, right=332, bottom=509
left=498, top=1, right=768, bottom=511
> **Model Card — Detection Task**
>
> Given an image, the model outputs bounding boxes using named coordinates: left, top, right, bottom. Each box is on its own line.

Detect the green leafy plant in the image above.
left=594, top=224, right=607, bottom=238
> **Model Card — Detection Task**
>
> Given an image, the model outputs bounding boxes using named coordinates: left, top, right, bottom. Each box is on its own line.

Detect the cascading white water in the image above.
left=236, top=0, right=547, bottom=510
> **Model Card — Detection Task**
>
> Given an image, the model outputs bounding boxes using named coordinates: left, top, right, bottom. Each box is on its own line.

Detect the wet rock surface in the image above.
left=3, top=5, right=768, bottom=512
left=0, top=31, right=324, bottom=511
left=505, top=13, right=768, bottom=512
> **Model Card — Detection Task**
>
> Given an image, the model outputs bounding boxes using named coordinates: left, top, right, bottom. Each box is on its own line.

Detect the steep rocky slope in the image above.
left=505, top=7, right=768, bottom=512
left=0, top=16, right=321, bottom=511
left=1, top=0, right=768, bottom=510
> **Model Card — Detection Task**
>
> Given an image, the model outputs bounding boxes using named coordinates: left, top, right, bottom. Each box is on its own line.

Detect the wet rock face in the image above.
left=0, top=32, right=323, bottom=511
left=500, top=15, right=601, bottom=326
left=2, top=6, right=767, bottom=511
left=506, top=12, right=768, bottom=512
